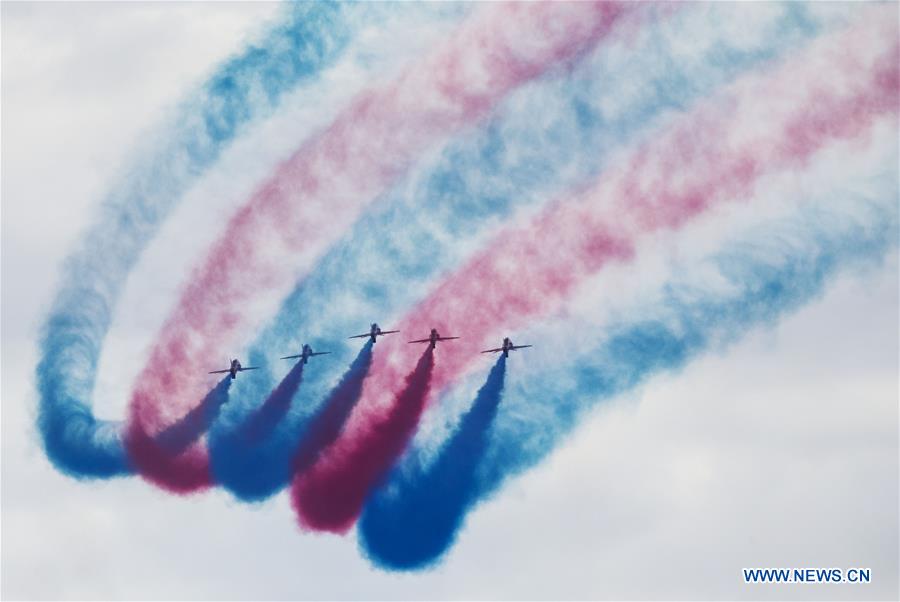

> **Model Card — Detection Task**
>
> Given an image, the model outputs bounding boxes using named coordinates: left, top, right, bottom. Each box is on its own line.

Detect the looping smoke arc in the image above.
left=32, top=1, right=898, bottom=572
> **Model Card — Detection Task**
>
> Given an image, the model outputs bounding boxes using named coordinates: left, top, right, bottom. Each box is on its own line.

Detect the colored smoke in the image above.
left=124, top=1, right=630, bottom=493
left=157, top=377, right=233, bottom=455
left=360, top=355, right=507, bottom=570
left=305, top=12, right=898, bottom=505
left=238, top=362, right=304, bottom=445
left=126, top=379, right=232, bottom=494
left=207, top=3, right=848, bottom=499
left=293, top=347, right=435, bottom=533
left=34, top=1, right=368, bottom=479
left=362, top=195, right=898, bottom=569
left=209, top=340, right=373, bottom=502
left=292, top=340, right=375, bottom=475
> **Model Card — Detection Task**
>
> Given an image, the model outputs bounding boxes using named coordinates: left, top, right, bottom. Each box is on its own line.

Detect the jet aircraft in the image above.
left=481, top=337, right=532, bottom=357
left=408, top=328, right=460, bottom=349
left=208, top=359, right=260, bottom=379
left=349, top=323, right=399, bottom=343
left=281, top=343, right=331, bottom=364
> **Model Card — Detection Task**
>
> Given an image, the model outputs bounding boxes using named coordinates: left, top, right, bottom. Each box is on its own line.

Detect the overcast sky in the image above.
left=2, top=2, right=897, bottom=600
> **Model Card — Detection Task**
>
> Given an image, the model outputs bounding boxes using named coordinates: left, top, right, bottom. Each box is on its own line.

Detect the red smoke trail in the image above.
left=125, top=1, right=633, bottom=491
left=292, top=8, right=899, bottom=529
left=126, top=378, right=231, bottom=493
left=292, top=348, right=435, bottom=533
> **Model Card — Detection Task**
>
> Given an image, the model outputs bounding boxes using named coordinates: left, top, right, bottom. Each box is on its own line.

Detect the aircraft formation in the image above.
left=209, top=323, right=530, bottom=378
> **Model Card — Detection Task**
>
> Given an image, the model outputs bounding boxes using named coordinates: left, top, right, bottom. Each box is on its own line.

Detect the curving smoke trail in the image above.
left=291, top=340, right=374, bottom=477
left=292, top=347, right=435, bottom=533
left=127, top=378, right=232, bottom=494
left=362, top=194, right=898, bottom=568
left=359, top=355, right=507, bottom=570
left=210, top=0, right=847, bottom=502
left=237, top=362, right=305, bottom=446
left=129, top=360, right=309, bottom=496
left=198, top=360, right=303, bottom=500
left=128, top=1, right=633, bottom=493
left=209, top=340, right=374, bottom=502
left=156, top=378, right=233, bottom=456
left=30, top=0, right=898, bottom=571
left=34, top=1, right=379, bottom=479
left=293, top=8, right=898, bottom=532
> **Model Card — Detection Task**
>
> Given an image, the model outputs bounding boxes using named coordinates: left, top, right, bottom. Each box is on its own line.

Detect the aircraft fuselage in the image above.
left=229, top=359, right=241, bottom=379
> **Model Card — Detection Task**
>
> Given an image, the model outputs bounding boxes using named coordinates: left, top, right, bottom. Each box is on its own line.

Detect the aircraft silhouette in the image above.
left=281, top=343, right=331, bottom=365
left=349, top=322, right=399, bottom=344
left=208, top=359, right=260, bottom=379
left=481, top=337, right=532, bottom=357
left=408, top=328, right=460, bottom=350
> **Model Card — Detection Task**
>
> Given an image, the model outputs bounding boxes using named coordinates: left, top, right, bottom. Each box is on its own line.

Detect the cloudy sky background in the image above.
left=2, top=2, right=897, bottom=600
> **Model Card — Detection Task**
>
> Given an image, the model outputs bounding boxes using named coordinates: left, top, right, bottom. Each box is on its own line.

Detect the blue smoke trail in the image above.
left=156, top=378, right=232, bottom=456
left=237, top=362, right=304, bottom=446
left=126, top=377, right=233, bottom=493
left=358, top=194, right=898, bottom=569
left=209, top=340, right=373, bottom=501
left=292, top=340, right=374, bottom=476
left=34, top=2, right=386, bottom=478
left=209, top=3, right=843, bottom=499
left=359, top=355, right=507, bottom=570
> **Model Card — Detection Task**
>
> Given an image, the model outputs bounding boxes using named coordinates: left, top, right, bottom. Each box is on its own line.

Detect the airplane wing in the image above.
left=208, top=369, right=231, bottom=374
left=481, top=348, right=504, bottom=353
left=438, top=336, right=460, bottom=341
left=408, top=338, right=431, bottom=344
left=348, top=333, right=370, bottom=339
left=280, top=354, right=302, bottom=360
left=511, top=345, right=533, bottom=350
left=310, top=351, right=332, bottom=356
left=379, top=330, right=400, bottom=335
left=240, top=366, right=261, bottom=371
